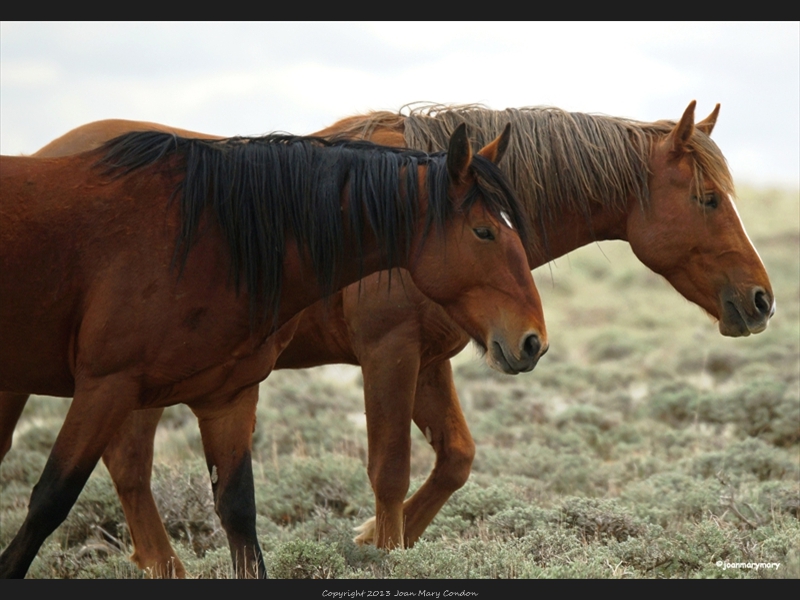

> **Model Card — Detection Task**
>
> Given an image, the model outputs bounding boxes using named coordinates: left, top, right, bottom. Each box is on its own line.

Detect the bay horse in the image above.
left=2, top=101, right=775, bottom=577
left=0, top=125, right=549, bottom=578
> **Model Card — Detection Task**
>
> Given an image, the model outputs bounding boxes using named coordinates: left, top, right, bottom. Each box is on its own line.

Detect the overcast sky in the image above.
left=1, top=21, right=798, bottom=187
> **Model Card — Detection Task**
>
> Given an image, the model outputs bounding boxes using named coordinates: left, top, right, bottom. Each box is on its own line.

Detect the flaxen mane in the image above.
left=330, top=103, right=735, bottom=260
left=95, top=131, right=527, bottom=325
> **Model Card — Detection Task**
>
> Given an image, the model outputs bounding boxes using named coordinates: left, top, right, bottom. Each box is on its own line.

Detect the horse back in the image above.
left=32, top=119, right=221, bottom=158
left=0, top=153, right=179, bottom=396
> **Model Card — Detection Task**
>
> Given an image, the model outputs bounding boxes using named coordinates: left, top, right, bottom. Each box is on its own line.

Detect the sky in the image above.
left=1, top=21, right=798, bottom=187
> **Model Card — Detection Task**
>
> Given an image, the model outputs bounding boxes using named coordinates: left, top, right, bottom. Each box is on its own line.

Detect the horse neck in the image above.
left=315, top=114, right=407, bottom=147
left=273, top=230, right=411, bottom=330
left=273, top=170, right=422, bottom=327
left=514, top=114, right=655, bottom=268
left=526, top=196, right=631, bottom=269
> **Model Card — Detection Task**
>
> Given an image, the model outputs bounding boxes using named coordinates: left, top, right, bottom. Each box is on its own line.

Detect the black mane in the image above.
left=96, top=131, right=528, bottom=327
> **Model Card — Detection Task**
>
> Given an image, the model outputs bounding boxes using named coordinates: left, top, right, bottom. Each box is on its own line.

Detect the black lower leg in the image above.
left=0, top=456, right=93, bottom=578
left=213, top=452, right=266, bottom=578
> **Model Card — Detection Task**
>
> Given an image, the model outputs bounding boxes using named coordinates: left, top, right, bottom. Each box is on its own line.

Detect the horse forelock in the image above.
left=94, top=131, right=460, bottom=328
left=686, top=129, right=736, bottom=200
left=464, top=155, right=531, bottom=251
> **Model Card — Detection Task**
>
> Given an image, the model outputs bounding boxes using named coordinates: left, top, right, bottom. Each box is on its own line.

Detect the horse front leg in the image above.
left=191, top=385, right=264, bottom=579
left=0, top=376, right=140, bottom=578
left=402, top=358, right=474, bottom=547
left=354, top=332, right=420, bottom=550
left=0, top=392, right=30, bottom=462
left=101, top=407, right=185, bottom=578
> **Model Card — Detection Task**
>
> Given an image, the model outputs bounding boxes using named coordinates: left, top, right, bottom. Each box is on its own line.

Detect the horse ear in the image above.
left=669, top=100, right=697, bottom=155
left=447, top=123, right=472, bottom=184
left=696, top=103, right=720, bottom=136
left=477, top=123, right=512, bottom=165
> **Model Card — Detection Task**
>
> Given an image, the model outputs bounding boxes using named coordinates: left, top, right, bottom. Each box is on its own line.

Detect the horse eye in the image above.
left=693, top=192, right=719, bottom=210
left=703, top=193, right=719, bottom=209
left=474, top=227, right=494, bottom=240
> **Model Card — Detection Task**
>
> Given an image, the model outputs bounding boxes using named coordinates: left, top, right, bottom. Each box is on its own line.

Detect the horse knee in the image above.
left=437, top=439, right=475, bottom=492
left=369, top=464, right=410, bottom=507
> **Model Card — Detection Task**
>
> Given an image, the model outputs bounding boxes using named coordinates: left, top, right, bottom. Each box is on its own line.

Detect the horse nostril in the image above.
left=753, top=288, right=773, bottom=317
left=521, top=333, right=541, bottom=360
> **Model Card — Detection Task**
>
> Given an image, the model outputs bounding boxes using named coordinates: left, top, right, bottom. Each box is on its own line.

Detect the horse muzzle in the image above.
left=718, top=286, right=775, bottom=337
left=489, top=332, right=548, bottom=374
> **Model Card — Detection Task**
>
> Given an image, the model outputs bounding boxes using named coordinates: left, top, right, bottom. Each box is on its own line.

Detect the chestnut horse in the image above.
left=0, top=125, right=549, bottom=578
left=2, top=101, right=774, bottom=577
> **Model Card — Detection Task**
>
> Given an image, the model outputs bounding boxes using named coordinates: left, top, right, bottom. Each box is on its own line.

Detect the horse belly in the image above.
left=274, top=293, right=358, bottom=369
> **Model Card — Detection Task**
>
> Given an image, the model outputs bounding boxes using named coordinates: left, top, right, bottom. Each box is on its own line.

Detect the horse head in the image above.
left=626, top=101, right=775, bottom=337
left=409, top=123, right=548, bottom=373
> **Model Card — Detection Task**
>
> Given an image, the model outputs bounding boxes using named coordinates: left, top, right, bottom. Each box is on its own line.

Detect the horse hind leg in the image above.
left=0, top=375, right=140, bottom=578
left=102, top=407, right=186, bottom=578
left=0, top=392, right=30, bottom=463
left=0, top=392, right=183, bottom=577
left=401, top=359, right=474, bottom=548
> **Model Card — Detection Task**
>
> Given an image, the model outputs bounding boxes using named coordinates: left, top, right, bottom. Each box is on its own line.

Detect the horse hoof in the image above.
left=353, top=517, right=376, bottom=546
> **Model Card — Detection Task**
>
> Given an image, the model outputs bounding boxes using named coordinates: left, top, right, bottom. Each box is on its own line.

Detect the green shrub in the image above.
left=691, top=438, right=798, bottom=482
left=151, top=460, right=225, bottom=557
left=726, top=378, right=798, bottom=446
left=487, top=505, right=552, bottom=538
left=757, top=481, right=800, bottom=518
left=177, top=546, right=235, bottom=579
left=0, top=448, right=47, bottom=486
left=255, top=454, right=370, bottom=526
left=13, top=422, right=60, bottom=454
left=621, top=471, right=723, bottom=526
left=558, top=497, right=646, bottom=542
left=517, top=526, right=587, bottom=568
left=645, top=381, right=706, bottom=426
left=270, top=539, right=345, bottom=579
left=387, top=539, right=471, bottom=578
left=23, top=537, right=141, bottom=579
left=439, top=480, right=521, bottom=523
left=60, top=471, right=127, bottom=549
left=585, top=330, right=641, bottom=362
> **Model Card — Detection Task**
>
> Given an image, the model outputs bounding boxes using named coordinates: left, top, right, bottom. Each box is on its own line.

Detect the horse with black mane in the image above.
left=0, top=124, right=548, bottom=578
